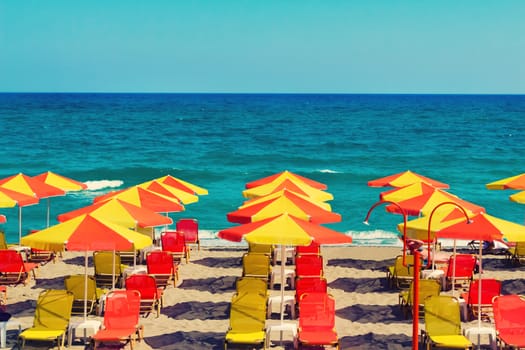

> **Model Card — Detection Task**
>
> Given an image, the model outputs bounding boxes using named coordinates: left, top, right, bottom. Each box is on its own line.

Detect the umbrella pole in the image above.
left=112, top=249, right=116, bottom=290
left=280, top=244, right=285, bottom=325
left=18, top=207, right=22, bottom=246
left=477, top=242, right=483, bottom=349
left=84, top=251, right=88, bottom=322
left=451, top=240, right=457, bottom=296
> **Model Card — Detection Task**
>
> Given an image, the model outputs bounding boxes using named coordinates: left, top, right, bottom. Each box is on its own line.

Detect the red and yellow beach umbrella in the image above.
left=33, top=171, right=87, bottom=192
left=240, top=189, right=332, bottom=211
left=242, top=178, right=333, bottom=202
left=138, top=180, right=199, bottom=205
left=381, top=182, right=484, bottom=217
left=57, top=198, right=173, bottom=229
left=245, top=170, right=327, bottom=190
left=368, top=170, right=449, bottom=189
left=227, top=193, right=341, bottom=224
left=486, top=173, right=525, bottom=190
left=94, top=186, right=184, bottom=213
left=155, top=175, right=208, bottom=196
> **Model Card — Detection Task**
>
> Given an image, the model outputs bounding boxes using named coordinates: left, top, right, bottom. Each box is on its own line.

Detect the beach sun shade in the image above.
left=436, top=213, right=506, bottom=340
left=155, top=175, right=208, bottom=195
left=380, top=182, right=485, bottom=217
left=33, top=171, right=87, bottom=192
left=137, top=180, right=199, bottom=205
left=367, top=170, right=449, bottom=189
left=227, top=193, right=342, bottom=224
left=510, top=191, right=525, bottom=204
left=486, top=173, right=525, bottom=190
left=21, top=214, right=152, bottom=319
left=0, top=183, right=40, bottom=245
left=33, top=171, right=88, bottom=227
left=218, top=213, right=351, bottom=323
left=93, top=186, right=184, bottom=213
left=244, top=170, right=328, bottom=190
left=57, top=198, right=173, bottom=229
left=0, top=172, right=66, bottom=234
left=242, top=178, right=334, bottom=202
left=240, top=189, right=332, bottom=211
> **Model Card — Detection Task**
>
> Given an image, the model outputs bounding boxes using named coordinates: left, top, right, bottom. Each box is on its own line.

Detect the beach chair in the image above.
left=18, top=289, right=74, bottom=350
left=224, top=291, right=267, bottom=349
left=505, top=241, right=525, bottom=266
left=297, top=292, right=339, bottom=349
left=295, top=277, right=328, bottom=303
left=0, top=249, right=38, bottom=286
left=146, top=250, right=178, bottom=288
left=117, top=249, right=140, bottom=266
left=248, top=242, right=274, bottom=257
left=64, top=274, right=106, bottom=316
left=444, top=254, right=477, bottom=291
left=176, top=218, right=200, bottom=251
left=398, top=279, right=440, bottom=319
left=460, top=278, right=501, bottom=321
left=492, top=294, right=525, bottom=349
left=92, top=290, right=144, bottom=350
left=125, top=274, right=163, bottom=318
left=25, top=230, right=56, bottom=264
left=236, top=276, right=268, bottom=296
left=296, top=240, right=321, bottom=256
left=161, top=230, right=189, bottom=264
left=386, top=254, right=417, bottom=289
left=241, top=253, right=271, bottom=281
left=295, top=254, right=324, bottom=278
left=420, top=295, right=472, bottom=349
left=93, top=251, right=127, bottom=289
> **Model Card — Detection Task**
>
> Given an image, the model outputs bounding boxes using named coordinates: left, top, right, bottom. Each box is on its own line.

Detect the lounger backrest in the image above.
left=0, top=250, right=24, bottom=272
left=34, top=290, right=74, bottom=330
left=493, top=294, right=525, bottom=330
left=104, top=290, right=140, bottom=330
left=146, top=251, right=174, bottom=274
left=126, top=275, right=158, bottom=299
left=424, top=295, right=461, bottom=336
left=176, top=218, right=199, bottom=243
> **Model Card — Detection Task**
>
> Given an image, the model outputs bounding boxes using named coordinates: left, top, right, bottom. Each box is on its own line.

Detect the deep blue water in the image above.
left=1, top=93, right=524, bottom=246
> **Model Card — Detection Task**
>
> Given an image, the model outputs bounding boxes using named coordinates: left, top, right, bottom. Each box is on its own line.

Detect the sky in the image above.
left=1, top=1, right=524, bottom=94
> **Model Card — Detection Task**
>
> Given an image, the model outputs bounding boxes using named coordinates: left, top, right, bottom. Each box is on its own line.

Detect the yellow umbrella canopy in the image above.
left=239, top=189, right=332, bottom=211
left=242, top=178, right=333, bottom=202
left=33, top=171, right=87, bottom=192
left=510, top=191, right=525, bottom=204
left=155, top=175, right=208, bottom=195
left=94, top=186, right=184, bottom=213
left=21, top=214, right=152, bottom=252
left=137, top=180, right=199, bottom=205
left=486, top=173, right=525, bottom=190
left=57, top=198, right=173, bottom=229
left=245, top=170, right=328, bottom=190
left=368, top=170, right=449, bottom=189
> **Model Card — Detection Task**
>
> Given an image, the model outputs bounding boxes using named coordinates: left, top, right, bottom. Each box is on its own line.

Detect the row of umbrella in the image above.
left=218, top=170, right=352, bottom=325
left=367, top=170, right=525, bottom=346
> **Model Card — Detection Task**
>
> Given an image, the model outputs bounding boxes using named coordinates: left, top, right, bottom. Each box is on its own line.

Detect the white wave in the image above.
left=84, top=180, right=124, bottom=191
left=318, top=169, right=340, bottom=174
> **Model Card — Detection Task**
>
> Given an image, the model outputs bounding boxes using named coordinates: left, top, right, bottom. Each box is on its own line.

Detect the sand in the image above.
left=3, top=245, right=525, bottom=350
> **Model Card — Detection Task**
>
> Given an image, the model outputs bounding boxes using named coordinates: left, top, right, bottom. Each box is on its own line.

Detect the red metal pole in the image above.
left=413, top=250, right=420, bottom=350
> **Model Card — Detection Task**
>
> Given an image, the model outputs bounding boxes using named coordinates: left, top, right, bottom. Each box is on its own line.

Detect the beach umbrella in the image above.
left=242, top=178, right=334, bottom=202
left=57, top=198, right=173, bottom=229
left=368, top=170, right=449, bottom=189
left=155, top=175, right=208, bottom=195
left=94, top=186, right=184, bottom=213
left=240, top=189, right=332, bottom=211
left=436, top=213, right=507, bottom=344
left=0, top=173, right=65, bottom=239
left=227, top=193, right=342, bottom=224
left=219, top=213, right=351, bottom=323
left=0, top=215, right=6, bottom=224
left=33, top=171, right=88, bottom=227
left=380, top=182, right=485, bottom=217
left=486, top=173, right=525, bottom=190
left=510, top=191, right=525, bottom=204
left=21, top=214, right=152, bottom=319
left=137, top=180, right=199, bottom=205
left=245, top=170, right=328, bottom=190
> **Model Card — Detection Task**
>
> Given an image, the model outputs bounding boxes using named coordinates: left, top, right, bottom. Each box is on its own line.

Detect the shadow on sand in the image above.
left=178, top=276, right=237, bottom=293
left=340, top=333, right=412, bottom=349
left=145, top=331, right=225, bottom=350
left=162, top=300, right=230, bottom=321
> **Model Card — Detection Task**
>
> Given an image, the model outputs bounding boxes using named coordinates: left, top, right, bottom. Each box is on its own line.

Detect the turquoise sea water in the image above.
left=0, top=93, right=524, bottom=247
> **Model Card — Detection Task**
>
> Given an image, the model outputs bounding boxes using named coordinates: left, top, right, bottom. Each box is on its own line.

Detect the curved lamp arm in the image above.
left=364, top=200, right=408, bottom=266
left=426, top=201, right=471, bottom=268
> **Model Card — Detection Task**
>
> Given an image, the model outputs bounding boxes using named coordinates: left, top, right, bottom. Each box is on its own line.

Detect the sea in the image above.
left=1, top=93, right=524, bottom=248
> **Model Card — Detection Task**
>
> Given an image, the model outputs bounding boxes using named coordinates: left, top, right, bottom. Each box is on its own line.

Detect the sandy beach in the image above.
left=4, top=245, right=525, bottom=350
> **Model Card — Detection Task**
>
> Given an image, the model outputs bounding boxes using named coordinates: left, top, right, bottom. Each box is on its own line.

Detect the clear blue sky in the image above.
left=1, top=1, right=524, bottom=93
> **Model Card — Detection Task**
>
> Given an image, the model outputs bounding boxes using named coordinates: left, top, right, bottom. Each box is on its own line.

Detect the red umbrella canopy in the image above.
left=486, top=173, right=525, bottom=190
left=227, top=193, right=342, bottom=224
left=0, top=173, right=65, bottom=199
left=0, top=215, right=5, bottom=224
left=245, top=170, right=328, bottom=190
left=57, top=198, right=173, bottom=228
left=93, top=186, right=184, bottom=213
left=381, top=182, right=484, bottom=217
left=436, top=213, right=504, bottom=242
left=219, top=213, right=351, bottom=246
left=0, top=187, right=39, bottom=207
left=33, top=171, right=87, bottom=192
left=155, top=175, right=208, bottom=195
left=368, top=170, right=449, bottom=189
